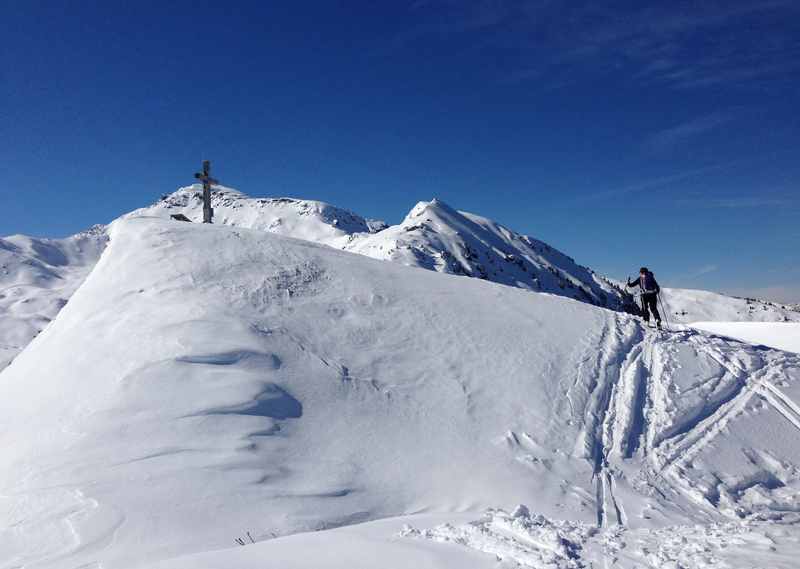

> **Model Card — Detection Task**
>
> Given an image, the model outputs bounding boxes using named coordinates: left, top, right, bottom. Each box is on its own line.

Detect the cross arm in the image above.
left=194, top=173, right=219, bottom=185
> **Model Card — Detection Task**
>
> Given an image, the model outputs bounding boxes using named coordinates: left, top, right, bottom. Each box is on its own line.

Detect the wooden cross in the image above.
left=193, top=160, right=218, bottom=223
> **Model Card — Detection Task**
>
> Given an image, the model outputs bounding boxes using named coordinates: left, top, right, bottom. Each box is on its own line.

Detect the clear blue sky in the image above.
left=2, top=1, right=799, bottom=301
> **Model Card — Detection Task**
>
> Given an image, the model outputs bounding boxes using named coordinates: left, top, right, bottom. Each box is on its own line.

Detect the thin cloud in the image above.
left=645, top=112, right=734, bottom=152
left=561, top=161, right=739, bottom=206
left=387, top=1, right=800, bottom=90
left=687, top=264, right=719, bottom=279
left=675, top=196, right=798, bottom=208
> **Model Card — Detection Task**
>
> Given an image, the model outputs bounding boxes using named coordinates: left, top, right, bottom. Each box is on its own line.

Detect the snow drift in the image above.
left=2, top=218, right=800, bottom=568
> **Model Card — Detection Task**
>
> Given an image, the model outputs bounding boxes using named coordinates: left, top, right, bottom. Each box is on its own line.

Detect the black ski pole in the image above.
left=658, top=292, right=671, bottom=332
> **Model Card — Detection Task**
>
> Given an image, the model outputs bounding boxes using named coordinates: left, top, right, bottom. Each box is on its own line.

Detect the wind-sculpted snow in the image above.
left=2, top=218, right=800, bottom=568
left=0, top=218, right=615, bottom=568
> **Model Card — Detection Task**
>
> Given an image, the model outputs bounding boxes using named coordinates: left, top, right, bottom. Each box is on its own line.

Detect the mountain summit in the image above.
left=347, top=198, right=630, bottom=310
left=127, top=185, right=386, bottom=247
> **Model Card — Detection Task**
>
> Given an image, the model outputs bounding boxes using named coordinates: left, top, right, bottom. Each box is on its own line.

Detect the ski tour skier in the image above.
left=627, top=267, right=662, bottom=329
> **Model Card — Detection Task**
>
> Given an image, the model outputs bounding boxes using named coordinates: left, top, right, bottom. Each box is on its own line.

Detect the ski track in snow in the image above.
left=649, top=347, right=796, bottom=516
left=402, top=323, right=800, bottom=567
left=759, top=380, right=800, bottom=431
left=439, top=314, right=800, bottom=567
left=566, top=312, right=646, bottom=529
left=462, top=315, right=799, bottom=564
left=579, top=322, right=800, bottom=527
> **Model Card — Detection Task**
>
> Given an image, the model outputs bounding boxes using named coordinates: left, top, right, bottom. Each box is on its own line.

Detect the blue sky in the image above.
left=2, top=1, right=799, bottom=301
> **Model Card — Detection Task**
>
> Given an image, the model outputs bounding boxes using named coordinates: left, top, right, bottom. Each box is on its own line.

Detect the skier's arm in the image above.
left=626, top=277, right=640, bottom=289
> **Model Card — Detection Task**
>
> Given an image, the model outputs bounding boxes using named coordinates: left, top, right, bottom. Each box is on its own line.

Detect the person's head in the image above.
left=639, top=267, right=648, bottom=275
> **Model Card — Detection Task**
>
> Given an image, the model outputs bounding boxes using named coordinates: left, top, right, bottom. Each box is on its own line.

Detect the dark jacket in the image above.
left=628, top=271, right=660, bottom=295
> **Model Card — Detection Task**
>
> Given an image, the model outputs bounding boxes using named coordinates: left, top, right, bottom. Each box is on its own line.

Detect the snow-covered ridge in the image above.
left=3, top=217, right=800, bottom=568
left=0, top=225, right=107, bottom=369
left=132, top=188, right=634, bottom=311
left=126, top=185, right=386, bottom=247
left=129, top=187, right=800, bottom=322
left=661, top=287, right=799, bottom=325
left=346, top=198, right=633, bottom=311
left=1, top=186, right=797, bottom=372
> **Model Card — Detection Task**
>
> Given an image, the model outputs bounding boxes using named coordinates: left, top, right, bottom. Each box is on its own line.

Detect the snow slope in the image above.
left=154, top=507, right=799, bottom=569
left=2, top=218, right=800, bottom=568
left=151, top=514, right=499, bottom=569
left=661, top=287, right=800, bottom=325
left=346, top=199, right=632, bottom=311
left=691, top=322, right=800, bottom=354
left=0, top=226, right=107, bottom=369
left=150, top=506, right=800, bottom=569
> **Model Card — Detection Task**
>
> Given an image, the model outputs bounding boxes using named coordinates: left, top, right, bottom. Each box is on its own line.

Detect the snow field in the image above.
left=1, top=201, right=800, bottom=567
left=691, top=321, right=800, bottom=354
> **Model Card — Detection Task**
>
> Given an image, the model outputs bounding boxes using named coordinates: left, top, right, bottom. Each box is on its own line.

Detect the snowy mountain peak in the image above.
left=405, top=198, right=455, bottom=220
left=347, top=198, right=632, bottom=311
left=161, top=183, right=247, bottom=203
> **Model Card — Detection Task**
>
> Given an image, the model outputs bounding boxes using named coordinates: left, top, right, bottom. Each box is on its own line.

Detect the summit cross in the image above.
left=193, top=160, right=218, bottom=223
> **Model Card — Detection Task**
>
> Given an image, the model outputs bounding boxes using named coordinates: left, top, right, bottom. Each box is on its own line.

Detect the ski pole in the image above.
left=658, top=292, right=671, bottom=332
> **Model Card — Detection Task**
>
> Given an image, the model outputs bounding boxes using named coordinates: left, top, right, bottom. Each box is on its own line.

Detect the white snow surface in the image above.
left=662, top=287, right=799, bottom=325
left=691, top=322, right=800, bottom=354
left=0, top=226, right=107, bottom=369
left=345, top=198, right=630, bottom=310
left=150, top=514, right=498, bottom=569
left=151, top=508, right=800, bottom=569
left=3, top=217, right=800, bottom=568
